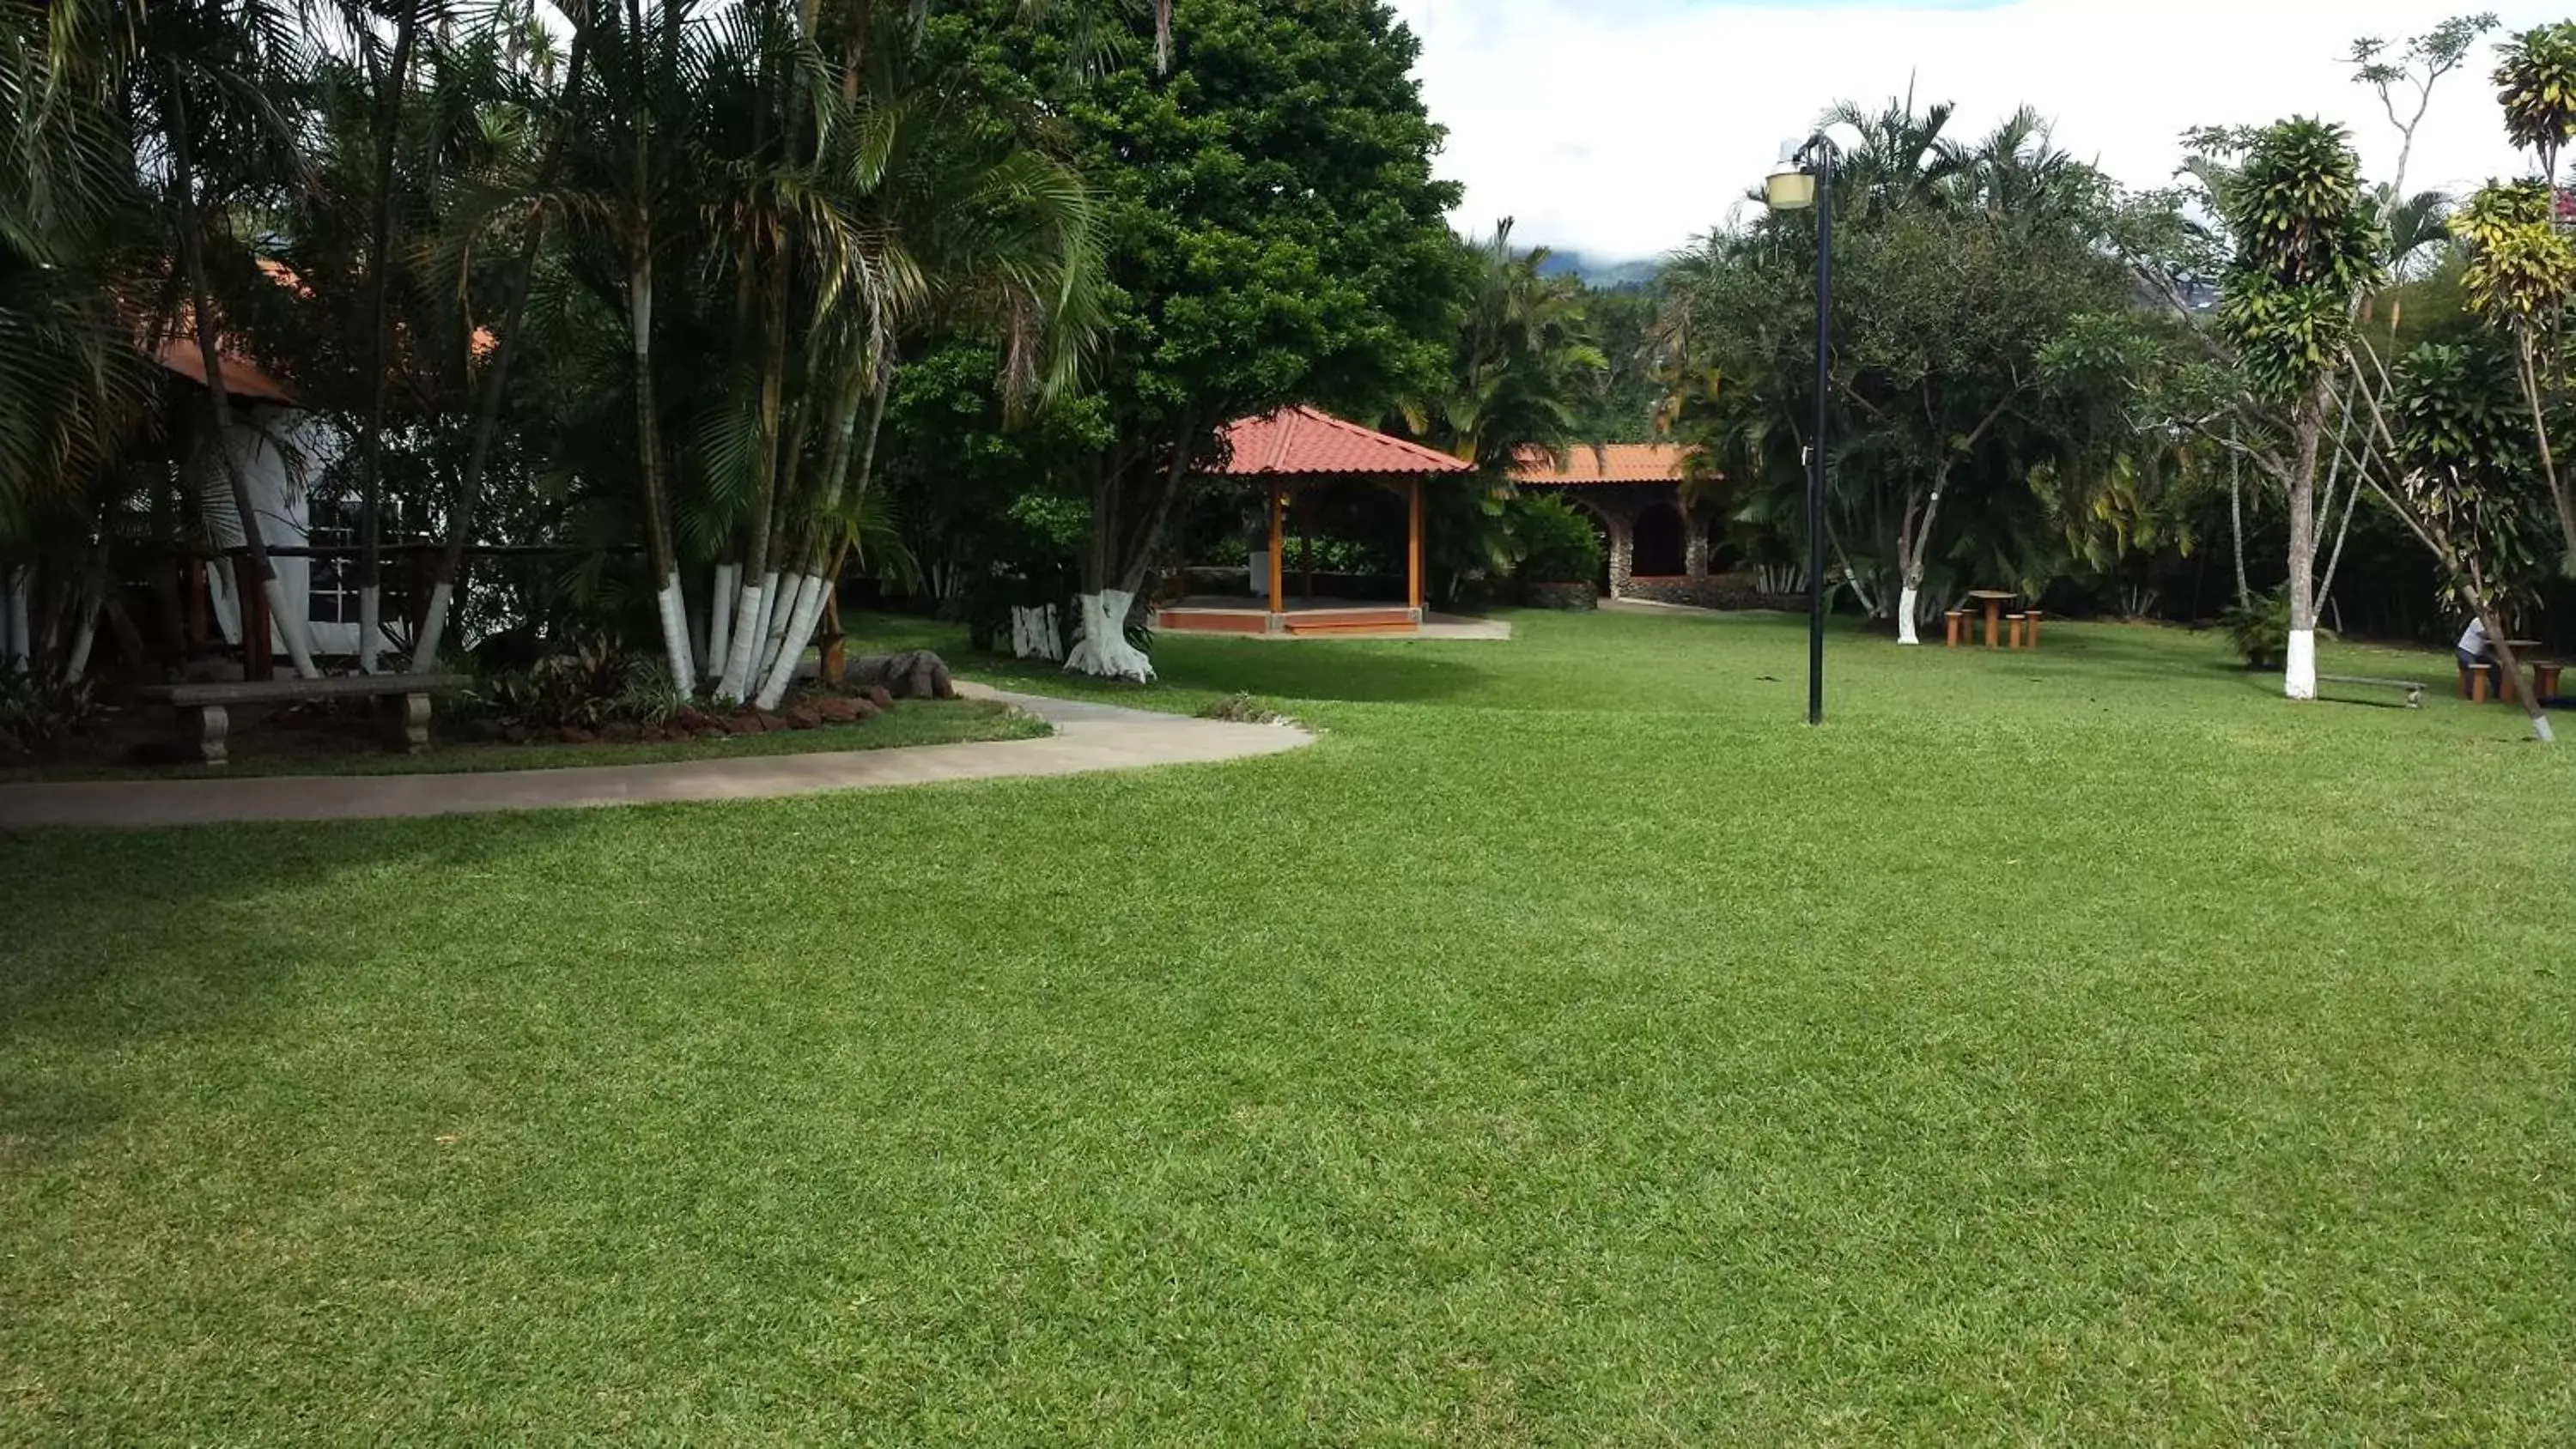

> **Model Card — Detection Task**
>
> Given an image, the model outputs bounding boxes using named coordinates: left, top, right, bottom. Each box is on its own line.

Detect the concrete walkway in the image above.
left=0, top=685, right=1313, bottom=830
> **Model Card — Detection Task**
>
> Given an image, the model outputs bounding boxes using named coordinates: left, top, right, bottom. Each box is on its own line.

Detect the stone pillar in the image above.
left=1685, top=523, right=1710, bottom=584
left=1607, top=517, right=1634, bottom=599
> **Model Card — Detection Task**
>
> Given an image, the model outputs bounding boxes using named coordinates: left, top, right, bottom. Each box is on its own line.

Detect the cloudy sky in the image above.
left=1382, top=0, right=2560, bottom=261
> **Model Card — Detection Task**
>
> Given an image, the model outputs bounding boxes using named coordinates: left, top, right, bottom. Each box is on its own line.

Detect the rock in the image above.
left=724, top=713, right=764, bottom=736
left=847, top=650, right=954, bottom=700
left=751, top=711, right=785, bottom=733
left=602, top=721, right=642, bottom=743
left=501, top=724, right=531, bottom=745
left=785, top=707, right=822, bottom=731
left=861, top=684, right=894, bottom=709
left=675, top=707, right=717, bottom=732
left=557, top=725, right=598, bottom=745
left=815, top=696, right=860, bottom=724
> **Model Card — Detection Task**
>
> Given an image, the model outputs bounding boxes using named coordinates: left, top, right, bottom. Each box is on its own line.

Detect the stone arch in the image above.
left=1549, top=492, right=1619, bottom=594
left=1631, top=497, right=1688, bottom=579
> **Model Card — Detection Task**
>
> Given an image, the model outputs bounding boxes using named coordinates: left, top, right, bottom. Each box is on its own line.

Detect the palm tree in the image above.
left=1823, top=86, right=1968, bottom=221
left=1405, top=220, right=1605, bottom=471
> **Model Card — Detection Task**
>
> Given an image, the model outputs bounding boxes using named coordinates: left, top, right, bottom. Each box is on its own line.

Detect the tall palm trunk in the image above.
left=2514, top=333, right=2576, bottom=567
left=624, top=1, right=690, bottom=688
left=719, top=261, right=792, bottom=700
left=167, top=62, right=319, bottom=680
left=2228, top=440, right=2250, bottom=608
left=353, top=9, right=420, bottom=674
left=410, top=25, right=589, bottom=670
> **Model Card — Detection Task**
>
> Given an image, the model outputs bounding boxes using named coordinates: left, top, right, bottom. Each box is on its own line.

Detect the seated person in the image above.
left=2458, top=617, right=2498, bottom=695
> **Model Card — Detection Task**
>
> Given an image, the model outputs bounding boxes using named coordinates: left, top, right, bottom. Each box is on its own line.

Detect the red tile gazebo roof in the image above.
left=1218, top=406, right=1473, bottom=477
left=1511, top=443, right=1692, bottom=484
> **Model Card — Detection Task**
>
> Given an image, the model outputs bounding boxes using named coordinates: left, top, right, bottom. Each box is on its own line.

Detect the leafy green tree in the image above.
left=1571, top=283, right=1664, bottom=446
left=2213, top=117, right=2383, bottom=699
left=1664, top=93, right=2131, bottom=640
left=2449, top=181, right=2576, bottom=555
left=2358, top=340, right=2558, bottom=738
left=954, top=0, right=1464, bottom=680
left=2494, top=21, right=2576, bottom=185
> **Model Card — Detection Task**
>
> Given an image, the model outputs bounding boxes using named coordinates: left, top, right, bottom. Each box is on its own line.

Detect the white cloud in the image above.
left=1386, top=0, right=2559, bottom=259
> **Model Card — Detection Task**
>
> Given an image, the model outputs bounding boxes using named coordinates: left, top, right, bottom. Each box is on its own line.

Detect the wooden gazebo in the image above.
left=1157, top=406, right=1473, bottom=637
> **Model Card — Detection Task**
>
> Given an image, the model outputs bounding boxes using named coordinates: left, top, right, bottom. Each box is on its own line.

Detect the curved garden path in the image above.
left=0, top=685, right=1312, bottom=830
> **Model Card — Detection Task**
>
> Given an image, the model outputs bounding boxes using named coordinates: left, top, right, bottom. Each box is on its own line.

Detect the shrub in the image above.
left=475, top=635, right=677, bottom=730
left=1511, top=496, right=1602, bottom=584
left=0, top=670, right=106, bottom=755
left=2220, top=586, right=2330, bottom=669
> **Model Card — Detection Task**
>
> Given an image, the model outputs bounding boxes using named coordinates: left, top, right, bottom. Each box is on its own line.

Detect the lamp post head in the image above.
left=1765, top=161, right=1817, bottom=212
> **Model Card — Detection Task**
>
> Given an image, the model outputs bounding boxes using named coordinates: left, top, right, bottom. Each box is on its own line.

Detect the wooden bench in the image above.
left=2318, top=674, right=2427, bottom=709
left=135, top=673, right=471, bottom=766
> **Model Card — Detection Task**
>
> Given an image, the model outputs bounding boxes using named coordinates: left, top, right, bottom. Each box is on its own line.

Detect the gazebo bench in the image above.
left=135, top=673, right=471, bottom=766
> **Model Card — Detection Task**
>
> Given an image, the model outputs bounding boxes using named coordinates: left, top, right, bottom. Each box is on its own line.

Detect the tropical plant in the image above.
left=2211, top=116, right=2384, bottom=700
left=1403, top=220, right=1605, bottom=470
left=2493, top=21, right=2576, bottom=185
left=1509, top=495, right=1602, bottom=585
left=2221, top=585, right=2296, bottom=670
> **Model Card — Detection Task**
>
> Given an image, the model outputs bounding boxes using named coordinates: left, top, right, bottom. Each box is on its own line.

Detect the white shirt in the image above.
left=2458, top=619, right=2491, bottom=657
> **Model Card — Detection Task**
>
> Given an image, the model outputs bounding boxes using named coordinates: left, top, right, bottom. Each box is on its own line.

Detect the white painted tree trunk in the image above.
left=65, top=603, right=97, bottom=682
left=749, top=568, right=782, bottom=668
left=358, top=584, right=382, bottom=673
left=1895, top=585, right=1922, bottom=646
left=2284, top=628, right=2318, bottom=701
left=654, top=571, right=694, bottom=692
left=409, top=579, right=453, bottom=671
left=1011, top=603, right=1062, bottom=661
left=756, top=571, right=807, bottom=681
left=751, top=574, right=830, bottom=711
left=1064, top=590, right=1154, bottom=682
left=264, top=575, right=322, bottom=679
left=705, top=562, right=738, bottom=682
left=3, top=567, right=28, bottom=670
left=714, top=575, right=766, bottom=700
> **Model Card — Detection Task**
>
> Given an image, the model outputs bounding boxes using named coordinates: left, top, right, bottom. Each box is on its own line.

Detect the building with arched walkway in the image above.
left=1512, top=444, right=1730, bottom=605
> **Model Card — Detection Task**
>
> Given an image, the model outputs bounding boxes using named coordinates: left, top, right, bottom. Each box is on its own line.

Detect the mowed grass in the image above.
left=3, top=609, right=2570, bottom=1444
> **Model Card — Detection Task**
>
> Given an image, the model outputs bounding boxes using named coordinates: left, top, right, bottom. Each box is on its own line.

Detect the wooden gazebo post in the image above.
left=1407, top=477, right=1425, bottom=623
left=1267, top=486, right=1286, bottom=632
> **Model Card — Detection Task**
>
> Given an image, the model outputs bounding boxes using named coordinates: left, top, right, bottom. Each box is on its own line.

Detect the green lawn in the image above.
left=5, top=609, right=2570, bottom=1444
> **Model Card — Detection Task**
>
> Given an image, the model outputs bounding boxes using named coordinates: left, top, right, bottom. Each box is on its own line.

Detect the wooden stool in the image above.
left=2024, top=610, right=2044, bottom=648
left=2535, top=662, right=2563, bottom=700
left=2469, top=664, right=2495, bottom=702
left=1945, top=609, right=1966, bottom=648
left=2007, top=614, right=2027, bottom=649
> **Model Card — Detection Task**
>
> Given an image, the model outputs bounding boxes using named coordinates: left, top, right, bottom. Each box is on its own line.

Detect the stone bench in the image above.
left=2318, top=674, right=2427, bottom=709
left=135, top=673, right=471, bottom=766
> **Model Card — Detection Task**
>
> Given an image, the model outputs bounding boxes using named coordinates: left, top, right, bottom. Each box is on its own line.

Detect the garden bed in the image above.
left=0, top=693, right=1042, bottom=783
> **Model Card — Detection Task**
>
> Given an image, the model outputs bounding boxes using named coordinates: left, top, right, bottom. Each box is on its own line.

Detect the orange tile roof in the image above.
left=1511, top=443, right=1694, bottom=484
left=1219, top=406, right=1473, bottom=476
left=155, top=337, right=300, bottom=407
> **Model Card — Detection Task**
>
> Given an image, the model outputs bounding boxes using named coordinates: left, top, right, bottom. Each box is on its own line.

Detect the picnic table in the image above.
left=1965, top=591, right=2016, bottom=649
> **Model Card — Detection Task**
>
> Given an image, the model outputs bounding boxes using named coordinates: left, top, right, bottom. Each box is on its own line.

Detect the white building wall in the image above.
left=196, top=405, right=359, bottom=657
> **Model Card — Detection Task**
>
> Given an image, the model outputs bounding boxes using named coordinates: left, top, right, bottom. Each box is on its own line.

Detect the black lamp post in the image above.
left=1766, top=136, right=1834, bottom=726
